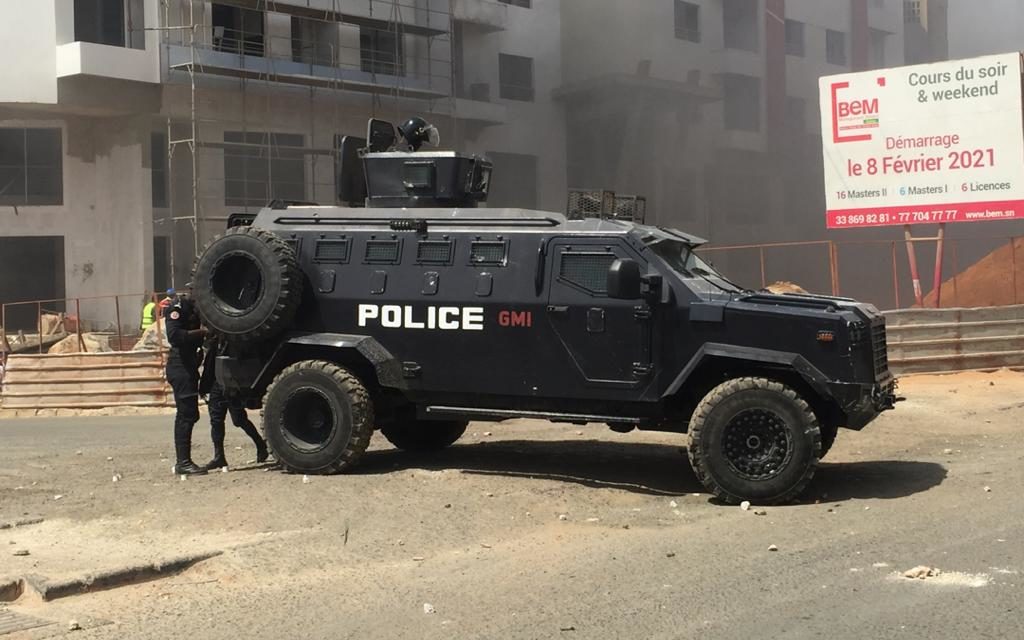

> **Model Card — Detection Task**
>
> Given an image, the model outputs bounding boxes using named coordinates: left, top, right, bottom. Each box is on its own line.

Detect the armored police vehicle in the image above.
left=191, top=117, right=897, bottom=504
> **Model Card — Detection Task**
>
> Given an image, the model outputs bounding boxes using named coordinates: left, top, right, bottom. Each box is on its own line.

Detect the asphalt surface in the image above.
left=0, top=370, right=1022, bottom=639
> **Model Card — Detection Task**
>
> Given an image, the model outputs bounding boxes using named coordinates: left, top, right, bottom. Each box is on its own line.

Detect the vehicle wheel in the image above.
left=820, top=422, right=839, bottom=459
left=380, top=420, right=468, bottom=452
left=191, top=226, right=302, bottom=344
left=262, top=361, right=374, bottom=474
left=687, top=377, right=821, bottom=505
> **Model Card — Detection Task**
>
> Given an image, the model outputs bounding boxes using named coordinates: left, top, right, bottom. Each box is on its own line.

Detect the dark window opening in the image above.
left=0, top=128, right=63, bottom=206
left=870, top=28, right=887, bottom=68
left=559, top=252, right=617, bottom=296
left=417, top=240, right=454, bottom=265
left=723, top=0, right=759, bottom=52
left=722, top=74, right=761, bottom=132
left=212, top=3, right=265, bottom=56
left=365, top=239, right=401, bottom=264
left=360, top=26, right=405, bottom=76
left=74, top=0, right=125, bottom=47
left=291, top=17, right=339, bottom=66
left=827, top=29, right=847, bottom=66
left=0, top=236, right=65, bottom=330
left=786, top=96, right=806, bottom=133
left=314, top=238, right=352, bottom=263
left=223, top=131, right=305, bottom=208
left=499, top=53, right=534, bottom=102
left=674, top=1, right=700, bottom=43
left=785, top=19, right=804, bottom=57
left=151, top=131, right=168, bottom=208
left=153, top=235, right=170, bottom=292
left=498, top=0, right=531, bottom=7
left=470, top=241, right=507, bottom=266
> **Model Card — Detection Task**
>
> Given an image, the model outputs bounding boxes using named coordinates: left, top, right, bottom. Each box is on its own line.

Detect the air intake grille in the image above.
left=470, top=241, right=506, bottom=265
left=871, top=319, right=889, bottom=379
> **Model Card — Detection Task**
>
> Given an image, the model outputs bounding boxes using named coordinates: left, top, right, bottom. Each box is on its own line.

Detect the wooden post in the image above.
left=891, top=241, right=901, bottom=309
left=932, top=223, right=946, bottom=308
left=37, top=301, right=43, bottom=354
left=75, top=298, right=85, bottom=352
left=114, top=296, right=124, bottom=354
left=759, top=247, right=766, bottom=289
left=903, top=225, right=924, bottom=306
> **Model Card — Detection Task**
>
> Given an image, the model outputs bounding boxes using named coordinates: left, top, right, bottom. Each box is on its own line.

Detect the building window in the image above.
left=870, top=28, right=887, bottom=68
left=212, top=3, right=265, bottom=56
left=498, top=0, right=531, bottom=7
left=151, top=131, right=168, bottom=208
left=499, top=53, right=534, bottom=102
left=292, top=17, right=338, bottom=66
left=674, top=1, right=700, bottom=43
left=722, top=74, right=761, bottom=132
left=360, top=26, right=405, bottom=76
left=74, top=0, right=126, bottom=47
left=223, top=132, right=305, bottom=208
left=903, top=0, right=922, bottom=23
left=0, top=128, right=63, bottom=206
left=826, top=29, right=847, bottom=66
left=723, top=0, right=759, bottom=52
left=784, top=19, right=804, bottom=57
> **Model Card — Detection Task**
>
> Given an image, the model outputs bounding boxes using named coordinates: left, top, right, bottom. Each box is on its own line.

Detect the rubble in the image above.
left=767, top=544, right=778, bottom=552
left=423, top=603, right=436, bottom=614
left=765, top=281, right=808, bottom=295
left=903, top=566, right=940, bottom=579
left=47, top=333, right=111, bottom=354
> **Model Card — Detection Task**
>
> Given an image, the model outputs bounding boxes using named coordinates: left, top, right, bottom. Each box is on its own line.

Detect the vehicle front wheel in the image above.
left=687, top=377, right=822, bottom=505
left=380, top=420, right=468, bottom=452
left=262, top=360, right=374, bottom=474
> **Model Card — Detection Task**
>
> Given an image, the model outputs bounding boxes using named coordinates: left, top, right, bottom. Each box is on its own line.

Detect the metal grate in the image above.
left=613, top=195, right=647, bottom=223
left=559, top=252, right=617, bottom=294
left=567, top=189, right=616, bottom=220
left=365, top=240, right=400, bottom=264
left=0, top=609, right=54, bottom=634
left=417, top=240, right=453, bottom=265
left=470, top=241, right=506, bottom=265
left=314, top=239, right=350, bottom=263
left=871, top=319, right=889, bottom=378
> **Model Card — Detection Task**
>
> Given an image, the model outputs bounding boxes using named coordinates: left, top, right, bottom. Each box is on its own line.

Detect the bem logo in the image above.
left=830, top=79, right=884, bottom=144
left=837, top=98, right=878, bottom=118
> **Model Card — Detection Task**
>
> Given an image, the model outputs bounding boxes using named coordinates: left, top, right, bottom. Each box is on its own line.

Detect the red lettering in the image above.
left=510, top=311, right=531, bottom=328
left=498, top=310, right=511, bottom=327
left=837, top=98, right=878, bottom=118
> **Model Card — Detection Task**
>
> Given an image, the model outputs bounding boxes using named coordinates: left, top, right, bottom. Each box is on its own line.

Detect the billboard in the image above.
left=819, top=52, right=1024, bottom=229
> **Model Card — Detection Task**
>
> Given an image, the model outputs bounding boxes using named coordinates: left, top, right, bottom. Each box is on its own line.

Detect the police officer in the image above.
left=199, top=337, right=269, bottom=470
left=164, top=283, right=208, bottom=475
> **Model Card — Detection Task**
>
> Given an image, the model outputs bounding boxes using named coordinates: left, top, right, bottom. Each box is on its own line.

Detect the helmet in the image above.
left=397, top=117, right=440, bottom=151
left=165, top=288, right=176, bottom=296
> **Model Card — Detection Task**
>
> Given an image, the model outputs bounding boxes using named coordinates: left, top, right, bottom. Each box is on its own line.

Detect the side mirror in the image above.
left=607, top=258, right=642, bottom=299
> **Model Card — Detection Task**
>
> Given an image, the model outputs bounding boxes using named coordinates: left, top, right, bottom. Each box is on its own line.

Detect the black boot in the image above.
left=204, top=453, right=228, bottom=471
left=174, top=440, right=208, bottom=476
left=255, top=438, right=270, bottom=463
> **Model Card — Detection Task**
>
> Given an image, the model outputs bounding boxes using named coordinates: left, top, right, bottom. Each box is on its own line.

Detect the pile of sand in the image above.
left=133, top=318, right=170, bottom=351
left=47, top=333, right=112, bottom=354
left=924, top=237, right=1024, bottom=307
left=765, top=281, right=809, bottom=295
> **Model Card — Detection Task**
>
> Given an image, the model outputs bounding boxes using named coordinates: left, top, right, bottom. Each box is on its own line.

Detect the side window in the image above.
left=364, top=238, right=402, bottom=264
left=314, top=237, right=351, bottom=264
left=558, top=250, right=617, bottom=296
left=416, top=239, right=454, bottom=265
left=469, top=240, right=508, bottom=266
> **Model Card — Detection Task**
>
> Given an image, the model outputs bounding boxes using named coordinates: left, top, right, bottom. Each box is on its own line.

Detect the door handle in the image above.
left=547, top=305, right=569, bottom=314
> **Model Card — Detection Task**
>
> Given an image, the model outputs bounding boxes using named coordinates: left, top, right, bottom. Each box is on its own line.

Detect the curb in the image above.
left=3, top=551, right=222, bottom=602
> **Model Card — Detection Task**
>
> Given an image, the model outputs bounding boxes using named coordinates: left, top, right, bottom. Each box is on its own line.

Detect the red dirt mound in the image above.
left=924, top=237, right=1024, bottom=307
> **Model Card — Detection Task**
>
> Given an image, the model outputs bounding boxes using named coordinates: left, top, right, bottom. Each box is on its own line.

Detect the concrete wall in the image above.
left=0, top=0, right=59, bottom=104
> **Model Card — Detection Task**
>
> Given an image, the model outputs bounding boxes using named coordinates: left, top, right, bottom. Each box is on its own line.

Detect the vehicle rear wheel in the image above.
left=380, top=420, right=468, bottom=452
left=262, top=361, right=373, bottom=474
left=820, top=422, right=839, bottom=459
left=191, top=226, right=302, bottom=344
left=687, top=377, right=822, bottom=505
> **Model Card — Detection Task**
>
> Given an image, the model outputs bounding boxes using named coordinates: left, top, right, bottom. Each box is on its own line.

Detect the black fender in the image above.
left=216, top=332, right=406, bottom=393
left=664, top=343, right=833, bottom=401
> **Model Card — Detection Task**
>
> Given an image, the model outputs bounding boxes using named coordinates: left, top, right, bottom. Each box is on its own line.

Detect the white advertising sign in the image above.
left=819, top=52, right=1024, bottom=229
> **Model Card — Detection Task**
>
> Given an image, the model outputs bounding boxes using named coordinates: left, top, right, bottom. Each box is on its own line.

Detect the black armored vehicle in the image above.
left=192, top=117, right=897, bottom=504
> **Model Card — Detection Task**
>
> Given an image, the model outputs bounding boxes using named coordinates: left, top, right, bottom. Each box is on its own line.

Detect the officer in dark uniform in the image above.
left=164, top=283, right=208, bottom=475
left=199, top=337, right=269, bottom=470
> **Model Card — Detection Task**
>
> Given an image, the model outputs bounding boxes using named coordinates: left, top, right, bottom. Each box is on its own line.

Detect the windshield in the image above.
left=647, top=239, right=744, bottom=293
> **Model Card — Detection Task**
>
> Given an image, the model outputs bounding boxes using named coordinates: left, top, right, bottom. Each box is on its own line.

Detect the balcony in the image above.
left=56, top=41, right=159, bottom=83
left=452, top=0, right=508, bottom=33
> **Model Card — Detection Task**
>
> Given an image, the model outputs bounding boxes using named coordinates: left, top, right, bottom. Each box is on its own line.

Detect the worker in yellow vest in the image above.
left=141, top=297, right=158, bottom=331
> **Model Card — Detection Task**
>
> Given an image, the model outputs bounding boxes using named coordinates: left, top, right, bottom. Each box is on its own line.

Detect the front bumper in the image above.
left=827, top=376, right=897, bottom=430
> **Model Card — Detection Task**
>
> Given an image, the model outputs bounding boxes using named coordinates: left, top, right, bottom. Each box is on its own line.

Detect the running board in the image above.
left=424, top=405, right=644, bottom=424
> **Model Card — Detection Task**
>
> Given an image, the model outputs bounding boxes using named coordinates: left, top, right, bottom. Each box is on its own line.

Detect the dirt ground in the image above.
left=0, top=370, right=1022, bottom=639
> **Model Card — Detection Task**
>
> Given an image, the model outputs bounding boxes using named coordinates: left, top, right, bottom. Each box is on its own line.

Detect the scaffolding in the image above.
left=156, top=0, right=459, bottom=285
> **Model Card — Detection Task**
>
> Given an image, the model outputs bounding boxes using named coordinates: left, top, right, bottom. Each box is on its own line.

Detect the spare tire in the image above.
left=191, top=226, right=302, bottom=343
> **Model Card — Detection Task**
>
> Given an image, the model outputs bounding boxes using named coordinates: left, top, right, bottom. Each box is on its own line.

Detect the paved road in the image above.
left=0, top=371, right=1022, bottom=639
